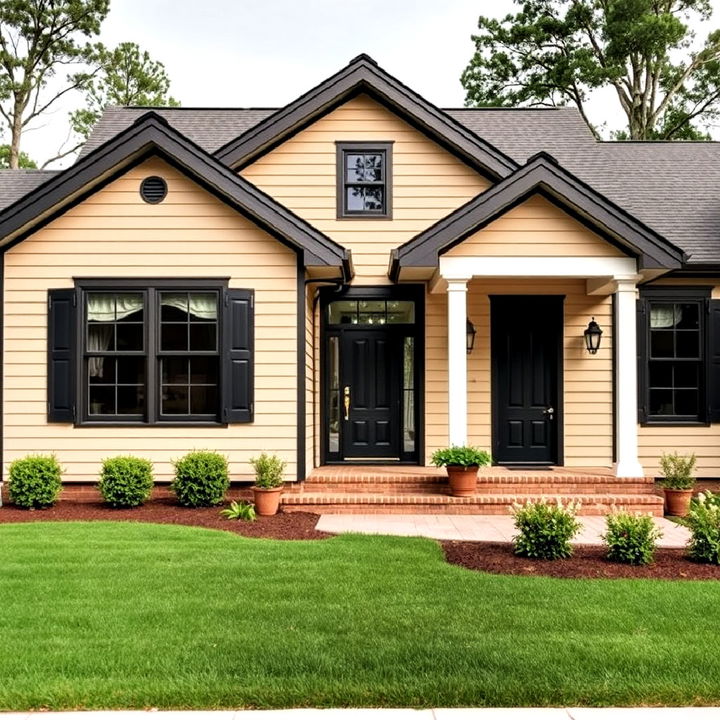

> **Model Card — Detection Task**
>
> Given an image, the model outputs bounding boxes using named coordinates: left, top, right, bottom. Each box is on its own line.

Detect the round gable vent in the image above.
left=140, top=176, right=168, bottom=204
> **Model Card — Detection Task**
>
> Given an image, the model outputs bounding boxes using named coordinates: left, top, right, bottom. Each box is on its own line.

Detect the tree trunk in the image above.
left=9, top=101, right=25, bottom=170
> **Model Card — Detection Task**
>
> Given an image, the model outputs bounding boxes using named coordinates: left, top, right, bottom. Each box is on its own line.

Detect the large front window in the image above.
left=84, top=285, right=221, bottom=422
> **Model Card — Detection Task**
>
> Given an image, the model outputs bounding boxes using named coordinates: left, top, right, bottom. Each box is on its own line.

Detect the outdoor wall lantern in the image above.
left=467, top=318, right=477, bottom=354
left=584, top=317, right=603, bottom=354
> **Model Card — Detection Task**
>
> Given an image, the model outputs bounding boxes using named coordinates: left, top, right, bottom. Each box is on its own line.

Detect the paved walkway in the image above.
left=2, top=708, right=719, bottom=718
left=315, top=514, right=690, bottom=547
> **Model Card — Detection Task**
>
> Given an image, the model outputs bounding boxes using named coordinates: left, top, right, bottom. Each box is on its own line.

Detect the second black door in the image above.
left=341, top=330, right=402, bottom=460
left=491, top=296, right=562, bottom=465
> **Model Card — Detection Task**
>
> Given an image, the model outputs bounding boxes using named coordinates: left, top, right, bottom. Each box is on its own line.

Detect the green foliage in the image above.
left=431, top=445, right=491, bottom=468
left=171, top=451, right=229, bottom=507
left=602, top=511, right=662, bottom=565
left=683, top=491, right=720, bottom=564
left=98, top=456, right=153, bottom=508
left=461, top=0, right=720, bottom=140
left=8, top=454, right=63, bottom=508
left=220, top=500, right=257, bottom=522
left=71, top=41, right=179, bottom=140
left=511, top=498, right=581, bottom=560
left=249, top=452, right=286, bottom=489
left=0, top=0, right=110, bottom=167
left=659, top=451, right=696, bottom=489
left=0, top=144, right=36, bottom=168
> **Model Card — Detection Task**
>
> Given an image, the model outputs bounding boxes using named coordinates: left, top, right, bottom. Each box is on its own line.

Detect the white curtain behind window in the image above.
left=650, top=305, right=682, bottom=329
left=87, top=294, right=144, bottom=377
left=161, top=293, right=217, bottom=320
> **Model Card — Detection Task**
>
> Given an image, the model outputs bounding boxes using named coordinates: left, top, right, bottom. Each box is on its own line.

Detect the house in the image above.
left=0, top=54, right=719, bottom=502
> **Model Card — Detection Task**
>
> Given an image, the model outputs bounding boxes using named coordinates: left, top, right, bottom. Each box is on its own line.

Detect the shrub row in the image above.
left=7, top=451, right=231, bottom=509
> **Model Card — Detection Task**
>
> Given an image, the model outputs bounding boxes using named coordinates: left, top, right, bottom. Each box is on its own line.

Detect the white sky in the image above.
left=11, top=0, right=720, bottom=167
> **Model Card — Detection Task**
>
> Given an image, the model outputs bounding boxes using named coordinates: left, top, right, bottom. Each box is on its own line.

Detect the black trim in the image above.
left=47, top=288, right=77, bottom=423
left=0, top=112, right=351, bottom=279
left=139, top=175, right=168, bottom=204
left=319, top=284, right=424, bottom=465
left=297, top=256, right=306, bottom=481
left=392, top=152, right=685, bottom=279
left=336, top=141, right=393, bottom=219
left=214, top=54, right=517, bottom=179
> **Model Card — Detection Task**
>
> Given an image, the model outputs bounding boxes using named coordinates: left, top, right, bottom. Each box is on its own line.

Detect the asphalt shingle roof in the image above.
left=2, top=104, right=719, bottom=264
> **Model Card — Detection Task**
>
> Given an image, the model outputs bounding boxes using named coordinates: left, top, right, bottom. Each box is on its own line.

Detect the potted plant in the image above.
left=431, top=445, right=491, bottom=497
left=249, top=452, right=286, bottom=516
left=659, top=451, right=696, bottom=517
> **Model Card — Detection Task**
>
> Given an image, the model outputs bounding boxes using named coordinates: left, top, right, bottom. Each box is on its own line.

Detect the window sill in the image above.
left=76, top=421, right=228, bottom=428
left=641, top=419, right=710, bottom=428
left=336, top=214, right=393, bottom=221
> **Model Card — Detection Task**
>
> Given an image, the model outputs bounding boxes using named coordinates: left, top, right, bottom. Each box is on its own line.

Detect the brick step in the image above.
left=282, top=492, right=665, bottom=517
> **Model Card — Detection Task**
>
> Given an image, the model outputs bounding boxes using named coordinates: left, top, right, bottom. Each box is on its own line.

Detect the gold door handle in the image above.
left=343, top=386, right=350, bottom=421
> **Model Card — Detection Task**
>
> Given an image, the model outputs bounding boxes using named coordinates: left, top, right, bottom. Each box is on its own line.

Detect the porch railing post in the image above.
left=446, top=278, right=469, bottom=447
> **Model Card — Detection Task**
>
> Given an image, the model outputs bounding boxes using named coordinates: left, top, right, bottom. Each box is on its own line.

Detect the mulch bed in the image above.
left=0, top=497, right=329, bottom=540
left=442, top=540, right=720, bottom=580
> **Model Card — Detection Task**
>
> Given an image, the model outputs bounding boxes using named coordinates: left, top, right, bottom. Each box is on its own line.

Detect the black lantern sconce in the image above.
left=467, top=318, right=477, bottom=354
left=584, top=317, right=603, bottom=354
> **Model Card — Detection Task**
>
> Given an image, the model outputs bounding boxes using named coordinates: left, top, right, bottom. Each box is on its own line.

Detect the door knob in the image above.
left=543, top=406, right=555, bottom=420
left=343, top=386, right=350, bottom=421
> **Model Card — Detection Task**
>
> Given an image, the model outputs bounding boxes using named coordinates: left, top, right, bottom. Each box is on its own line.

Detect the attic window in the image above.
left=140, top=176, right=168, bottom=204
left=336, top=142, right=393, bottom=218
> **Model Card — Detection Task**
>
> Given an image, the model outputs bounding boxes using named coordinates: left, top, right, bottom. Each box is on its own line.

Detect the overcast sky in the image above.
left=12, top=0, right=720, bottom=167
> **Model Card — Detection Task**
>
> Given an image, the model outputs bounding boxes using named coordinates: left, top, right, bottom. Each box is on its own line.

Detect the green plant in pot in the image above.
left=431, top=445, right=491, bottom=497
left=250, top=452, right=286, bottom=516
left=659, top=451, right=696, bottom=517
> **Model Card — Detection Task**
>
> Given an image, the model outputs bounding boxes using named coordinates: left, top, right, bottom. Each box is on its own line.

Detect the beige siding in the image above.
left=445, top=196, right=626, bottom=258
left=425, top=279, right=614, bottom=468
left=241, top=94, right=490, bottom=283
left=4, top=157, right=298, bottom=483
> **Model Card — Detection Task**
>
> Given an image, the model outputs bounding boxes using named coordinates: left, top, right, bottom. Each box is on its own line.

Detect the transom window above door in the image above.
left=336, top=141, right=393, bottom=218
left=327, top=299, right=414, bottom=325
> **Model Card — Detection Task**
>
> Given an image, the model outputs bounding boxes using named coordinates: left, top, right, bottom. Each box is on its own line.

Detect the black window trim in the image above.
left=639, top=285, right=712, bottom=427
left=336, top=141, right=393, bottom=219
left=75, top=277, right=230, bottom=427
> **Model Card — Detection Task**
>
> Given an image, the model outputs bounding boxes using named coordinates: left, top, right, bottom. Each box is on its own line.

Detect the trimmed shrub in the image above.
left=98, top=456, right=154, bottom=508
left=8, top=454, right=63, bottom=509
left=602, top=511, right=662, bottom=565
left=171, top=451, right=229, bottom=507
left=684, top=491, right=720, bottom=564
left=511, top=498, right=581, bottom=560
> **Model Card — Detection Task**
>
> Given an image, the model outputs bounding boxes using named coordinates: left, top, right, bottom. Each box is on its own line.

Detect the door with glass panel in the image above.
left=324, top=294, right=419, bottom=463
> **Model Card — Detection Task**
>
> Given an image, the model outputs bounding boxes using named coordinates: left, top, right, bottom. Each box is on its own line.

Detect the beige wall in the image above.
left=241, top=94, right=490, bottom=283
left=424, top=279, right=614, bottom=467
left=4, top=157, right=299, bottom=483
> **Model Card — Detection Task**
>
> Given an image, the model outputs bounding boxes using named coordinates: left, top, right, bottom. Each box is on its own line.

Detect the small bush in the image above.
left=171, top=451, right=229, bottom=507
left=659, top=452, right=696, bottom=490
left=249, top=452, right=286, bottom=489
left=98, top=456, right=153, bottom=508
left=8, top=454, right=63, bottom=509
left=684, top=491, right=720, bottom=564
left=431, top=445, right=492, bottom=468
left=602, top=511, right=662, bottom=565
left=220, top=500, right=257, bottom=521
left=511, top=498, right=581, bottom=560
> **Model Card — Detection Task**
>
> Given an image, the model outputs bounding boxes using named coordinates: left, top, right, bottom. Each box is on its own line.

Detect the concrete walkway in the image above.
left=2, top=708, right=719, bottom=718
left=315, top=514, right=690, bottom=548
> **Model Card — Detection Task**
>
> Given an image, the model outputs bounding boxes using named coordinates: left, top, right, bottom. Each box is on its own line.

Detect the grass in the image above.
left=1, top=522, right=720, bottom=709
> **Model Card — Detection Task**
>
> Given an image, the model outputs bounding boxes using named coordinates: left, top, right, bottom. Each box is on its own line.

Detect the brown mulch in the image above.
left=0, top=497, right=329, bottom=540
left=442, top=540, right=720, bottom=580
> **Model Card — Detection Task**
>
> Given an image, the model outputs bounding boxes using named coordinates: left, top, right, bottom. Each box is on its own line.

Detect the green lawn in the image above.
left=1, top=522, right=719, bottom=709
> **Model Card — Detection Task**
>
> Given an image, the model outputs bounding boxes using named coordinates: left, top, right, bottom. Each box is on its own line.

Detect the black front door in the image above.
left=491, top=296, right=562, bottom=465
left=341, top=330, right=402, bottom=460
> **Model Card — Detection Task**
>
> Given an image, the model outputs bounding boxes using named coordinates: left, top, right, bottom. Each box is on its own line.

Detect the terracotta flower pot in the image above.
left=664, top=488, right=693, bottom=517
left=252, top=486, right=283, bottom=516
left=446, top=465, right=478, bottom=497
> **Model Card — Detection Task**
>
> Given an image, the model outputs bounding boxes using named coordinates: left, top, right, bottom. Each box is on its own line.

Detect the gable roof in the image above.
left=391, top=152, right=685, bottom=279
left=213, top=54, right=519, bottom=178
left=0, top=169, right=59, bottom=208
left=0, top=112, right=352, bottom=276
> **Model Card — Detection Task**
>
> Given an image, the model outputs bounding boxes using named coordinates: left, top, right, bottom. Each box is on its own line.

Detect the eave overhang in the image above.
left=0, top=112, right=352, bottom=279
left=390, top=152, right=685, bottom=281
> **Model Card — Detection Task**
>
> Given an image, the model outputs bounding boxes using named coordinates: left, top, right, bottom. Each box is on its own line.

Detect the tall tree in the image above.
left=0, top=142, right=36, bottom=167
left=0, top=0, right=110, bottom=168
left=461, top=0, right=720, bottom=140
left=70, top=41, right=179, bottom=142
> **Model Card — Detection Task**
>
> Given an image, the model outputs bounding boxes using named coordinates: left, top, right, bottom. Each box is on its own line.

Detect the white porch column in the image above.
left=447, top=278, right=469, bottom=447
left=614, top=278, right=644, bottom=477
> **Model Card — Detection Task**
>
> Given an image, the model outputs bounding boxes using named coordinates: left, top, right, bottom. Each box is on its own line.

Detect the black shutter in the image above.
left=223, top=289, right=254, bottom=423
left=47, top=289, right=77, bottom=423
left=636, top=299, right=647, bottom=423
left=708, top=300, right=720, bottom=423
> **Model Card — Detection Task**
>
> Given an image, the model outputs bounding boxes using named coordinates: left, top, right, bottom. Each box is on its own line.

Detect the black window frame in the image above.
left=336, top=141, right=393, bottom=219
left=76, top=278, right=229, bottom=426
left=639, top=286, right=711, bottom=426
